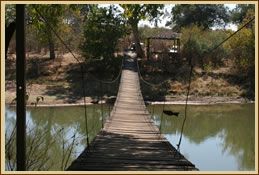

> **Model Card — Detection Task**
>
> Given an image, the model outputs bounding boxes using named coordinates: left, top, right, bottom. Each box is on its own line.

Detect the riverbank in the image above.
left=5, top=53, right=254, bottom=107
left=5, top=91, right=253, bottom=107
left=5, top=79, right=253, bottom=107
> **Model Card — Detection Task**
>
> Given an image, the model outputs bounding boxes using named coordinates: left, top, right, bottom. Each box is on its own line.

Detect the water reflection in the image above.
left=148, top=104, right=255, bottom=171
left=5, top=105, right=110, bottom=170
left=5, top=104, right=255, bottom=171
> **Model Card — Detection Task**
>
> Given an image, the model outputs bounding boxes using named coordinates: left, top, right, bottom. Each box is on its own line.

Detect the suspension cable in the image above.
left=137, top=60, right=170, bottom=87
left=137, top=59, right=172, bottom=138
left=159, top=99, right=166, bottom=135
left=177, top=65, right=193, bottom=151
left=87, top=59, right=124, bottom=84
left=136, top=59, right=168, bottom=138
left=81, top=70, right=90, bottom=147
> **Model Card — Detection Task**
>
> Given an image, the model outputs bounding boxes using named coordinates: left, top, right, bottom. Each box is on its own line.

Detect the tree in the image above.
left=5, top=5, right=16, bottom=59
left=227, top=8, right=255, bottom=99
left=5, top=22, right=16, bottom=60
left=60, top=5, right=91, bottom=52
left=231, top=4, right=255, bottom=24
left=5, top=4, right=16, bottom=26
left=82, top=5, right=125, bottom=61
left=171, top=4, right=229, bottom=30
left=120, top=4, right=164, bottom=58
left=27, top=5, right=66, bottom=59
left=180, top=25, right=229, bottom=69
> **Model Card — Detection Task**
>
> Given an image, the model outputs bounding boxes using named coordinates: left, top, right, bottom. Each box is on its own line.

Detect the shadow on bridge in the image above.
left=67, top=131, right=196, bottom=171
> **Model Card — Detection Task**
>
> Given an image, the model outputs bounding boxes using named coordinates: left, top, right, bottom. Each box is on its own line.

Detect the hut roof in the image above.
left=147, top=31, right=180, bottom=40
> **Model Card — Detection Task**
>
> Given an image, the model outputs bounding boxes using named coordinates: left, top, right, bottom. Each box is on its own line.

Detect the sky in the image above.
left=99, top=4, right=238, bottom=31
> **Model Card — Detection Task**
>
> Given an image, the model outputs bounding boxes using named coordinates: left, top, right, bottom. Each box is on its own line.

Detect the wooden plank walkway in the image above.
left=67, top=57, right=197, bottom=171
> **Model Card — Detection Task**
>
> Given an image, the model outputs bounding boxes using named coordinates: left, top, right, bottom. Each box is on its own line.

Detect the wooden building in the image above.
left=146, top=32, right=181, bottom=60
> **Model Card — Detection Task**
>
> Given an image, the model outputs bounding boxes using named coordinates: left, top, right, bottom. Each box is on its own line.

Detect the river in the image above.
left=5, top=103, right=255, bottom=171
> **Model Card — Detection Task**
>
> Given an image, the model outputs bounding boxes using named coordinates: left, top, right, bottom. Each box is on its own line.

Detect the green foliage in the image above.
left=5, top=4, right=16, bottom=26
left=180, top=25, right=229, bottom=68
left=227, top=26, right=254, bottom=74
left=57, top=5, right=91, bottom=52
left=119, top=4, right=164, bottom=57
left=27, top=4, right=66, bottom=44
left=171, top=4, right=229, bottom=30
left=227, top=7, right=255, bottom=99
left=25, top=4, right=91, bottom=54
left=120, top=4, right=164, bottom=26
left=82, top=6, right=125, bottom=61
left=231, top=4, right=255, bottom=24
left=26, top=5, right=68, bottom=59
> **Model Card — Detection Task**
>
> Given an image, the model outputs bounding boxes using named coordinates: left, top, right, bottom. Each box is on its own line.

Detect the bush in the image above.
left=227, top=27, right=254, bottom=75
left=227, top=23, right=254, bottom=99
left=180, top=25, right=229, bottom=69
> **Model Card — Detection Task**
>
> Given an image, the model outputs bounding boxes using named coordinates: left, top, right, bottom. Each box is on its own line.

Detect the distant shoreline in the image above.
left=5, top=96, right=254, bottom=108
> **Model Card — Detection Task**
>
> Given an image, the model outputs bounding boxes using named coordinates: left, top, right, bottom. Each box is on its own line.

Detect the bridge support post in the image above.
left=16, top=4, right=26, bottom=171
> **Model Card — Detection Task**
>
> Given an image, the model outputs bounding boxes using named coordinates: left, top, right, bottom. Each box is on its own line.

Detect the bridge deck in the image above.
left=67, top=57, right=197, bottom=171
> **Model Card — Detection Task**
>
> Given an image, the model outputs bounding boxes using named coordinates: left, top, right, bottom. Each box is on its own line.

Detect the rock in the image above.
left=91, top=99, right=99, bottom=104
left=105, top=96, right=116, bottom=105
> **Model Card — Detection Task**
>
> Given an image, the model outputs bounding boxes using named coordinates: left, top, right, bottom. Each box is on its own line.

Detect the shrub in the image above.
left=180, top=25, right=229, bottom=69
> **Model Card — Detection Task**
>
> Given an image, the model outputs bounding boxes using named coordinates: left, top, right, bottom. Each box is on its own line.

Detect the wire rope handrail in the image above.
left=87, top=58, right=124, bottom=84
left=136, top=60, right=170, bottom=88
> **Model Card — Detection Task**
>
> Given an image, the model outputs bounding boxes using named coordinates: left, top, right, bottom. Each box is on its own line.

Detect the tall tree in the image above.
left=27, top=5, right=66, bottom=59
left=171, top=4, right=229, bottom=30
left=120, top=4, right=164, bottom=58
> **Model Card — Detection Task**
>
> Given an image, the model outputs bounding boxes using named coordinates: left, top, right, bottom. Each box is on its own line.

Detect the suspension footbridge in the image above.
left=11, top=5, right=255, bottom=171
left=67, top=56, right=197, bottom=171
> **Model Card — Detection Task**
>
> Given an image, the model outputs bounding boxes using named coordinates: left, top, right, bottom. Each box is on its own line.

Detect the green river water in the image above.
left=5, top=103, right=255, bottom=171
